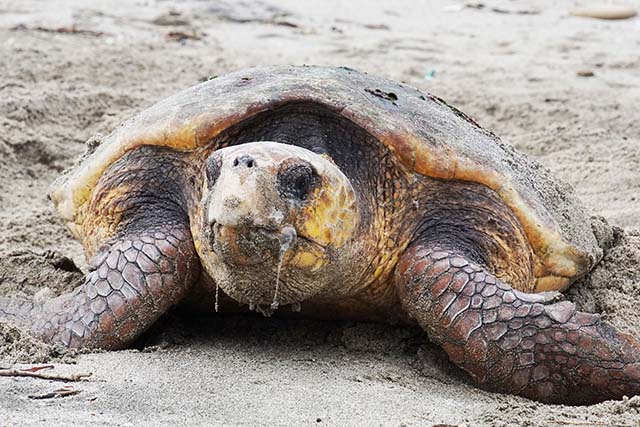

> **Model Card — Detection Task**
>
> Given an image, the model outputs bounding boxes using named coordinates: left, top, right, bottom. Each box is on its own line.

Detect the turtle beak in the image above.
left=204, top=149, right=295, bottom=265
left=207, top=224, right=297, bottom=268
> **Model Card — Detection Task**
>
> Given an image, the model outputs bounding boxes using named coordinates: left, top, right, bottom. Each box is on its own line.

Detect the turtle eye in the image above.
left=278, top=162, right=318, bottom=201
left=206, top=157, right=221, bottom=184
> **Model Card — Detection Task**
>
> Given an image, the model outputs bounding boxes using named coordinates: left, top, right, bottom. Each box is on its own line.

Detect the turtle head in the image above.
left=197, top=141, right=359, bottom=311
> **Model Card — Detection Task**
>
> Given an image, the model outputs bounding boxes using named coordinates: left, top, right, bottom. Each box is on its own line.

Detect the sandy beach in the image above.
left=1, top=1, right=640, bottom=425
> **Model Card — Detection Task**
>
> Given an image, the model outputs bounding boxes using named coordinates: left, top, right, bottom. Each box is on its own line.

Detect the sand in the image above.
left=1, top=0, right=639, bottom=425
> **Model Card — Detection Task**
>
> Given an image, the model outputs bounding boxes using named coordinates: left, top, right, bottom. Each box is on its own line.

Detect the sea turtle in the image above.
left=1, top=66, right=638, bottom=404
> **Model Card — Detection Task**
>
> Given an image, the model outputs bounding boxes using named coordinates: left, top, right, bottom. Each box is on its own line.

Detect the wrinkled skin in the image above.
left=1, top=83, right=639, bottom=405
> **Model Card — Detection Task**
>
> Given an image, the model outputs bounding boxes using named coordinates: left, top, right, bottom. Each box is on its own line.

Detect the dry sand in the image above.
left=1, top=0, right=640, bottom=425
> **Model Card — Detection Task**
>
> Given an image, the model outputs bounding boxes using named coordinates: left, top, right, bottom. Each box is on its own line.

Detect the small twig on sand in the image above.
left=0, top=367, right=91, bottom=382
left=10, top=24, right=104, bottom=37
left=28, top=388, right=81, bottom=400
left=0, top=83, right=26, bottom=91
left=166, top=31, right=202, bottom=42
left=547, top=420, right=608, bottom=426
left=36, top=25, right=104, bottom=37
left=20, top=365, right=54, bottom=373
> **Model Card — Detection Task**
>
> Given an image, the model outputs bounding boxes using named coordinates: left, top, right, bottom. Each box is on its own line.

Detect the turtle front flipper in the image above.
left=0, top=224, right=199, bottom=349
left=1, top=146, right=202, bottom=350
left=395, top=243, right=640, bottom=404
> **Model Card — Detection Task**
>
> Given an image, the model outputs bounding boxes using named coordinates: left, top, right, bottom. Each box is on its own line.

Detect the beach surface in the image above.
left=1, top=1, right=640, bottom=425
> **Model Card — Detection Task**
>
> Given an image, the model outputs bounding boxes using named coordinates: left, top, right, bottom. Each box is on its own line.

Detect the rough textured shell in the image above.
left=50, top=65, right=601, bottom=290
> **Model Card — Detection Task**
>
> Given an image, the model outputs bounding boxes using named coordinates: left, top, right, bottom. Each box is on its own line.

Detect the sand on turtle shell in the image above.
left=1, top=0, right=640, bottom=426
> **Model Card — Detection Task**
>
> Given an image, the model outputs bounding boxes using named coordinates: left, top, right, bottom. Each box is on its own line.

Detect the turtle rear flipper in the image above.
left=0, top=223, right=199, bottom=349
left=395, top=242, right=640, bottom=404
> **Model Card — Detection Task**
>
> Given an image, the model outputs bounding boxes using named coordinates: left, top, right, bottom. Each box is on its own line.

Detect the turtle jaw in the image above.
left=208, top=221, right=298, bottom=267
left=195, top=141, right=360, bottom=309
left=202, top=220, right=333, bottom=308
left=206, top=221, right=320, bottom=308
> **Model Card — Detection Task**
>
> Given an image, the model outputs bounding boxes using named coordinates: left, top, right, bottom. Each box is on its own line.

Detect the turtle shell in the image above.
left=49, top=66, right=601, bottom=292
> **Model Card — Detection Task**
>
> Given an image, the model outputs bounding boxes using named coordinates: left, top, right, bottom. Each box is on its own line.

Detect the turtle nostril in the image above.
left=233, top=155, right=256, bottom=168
